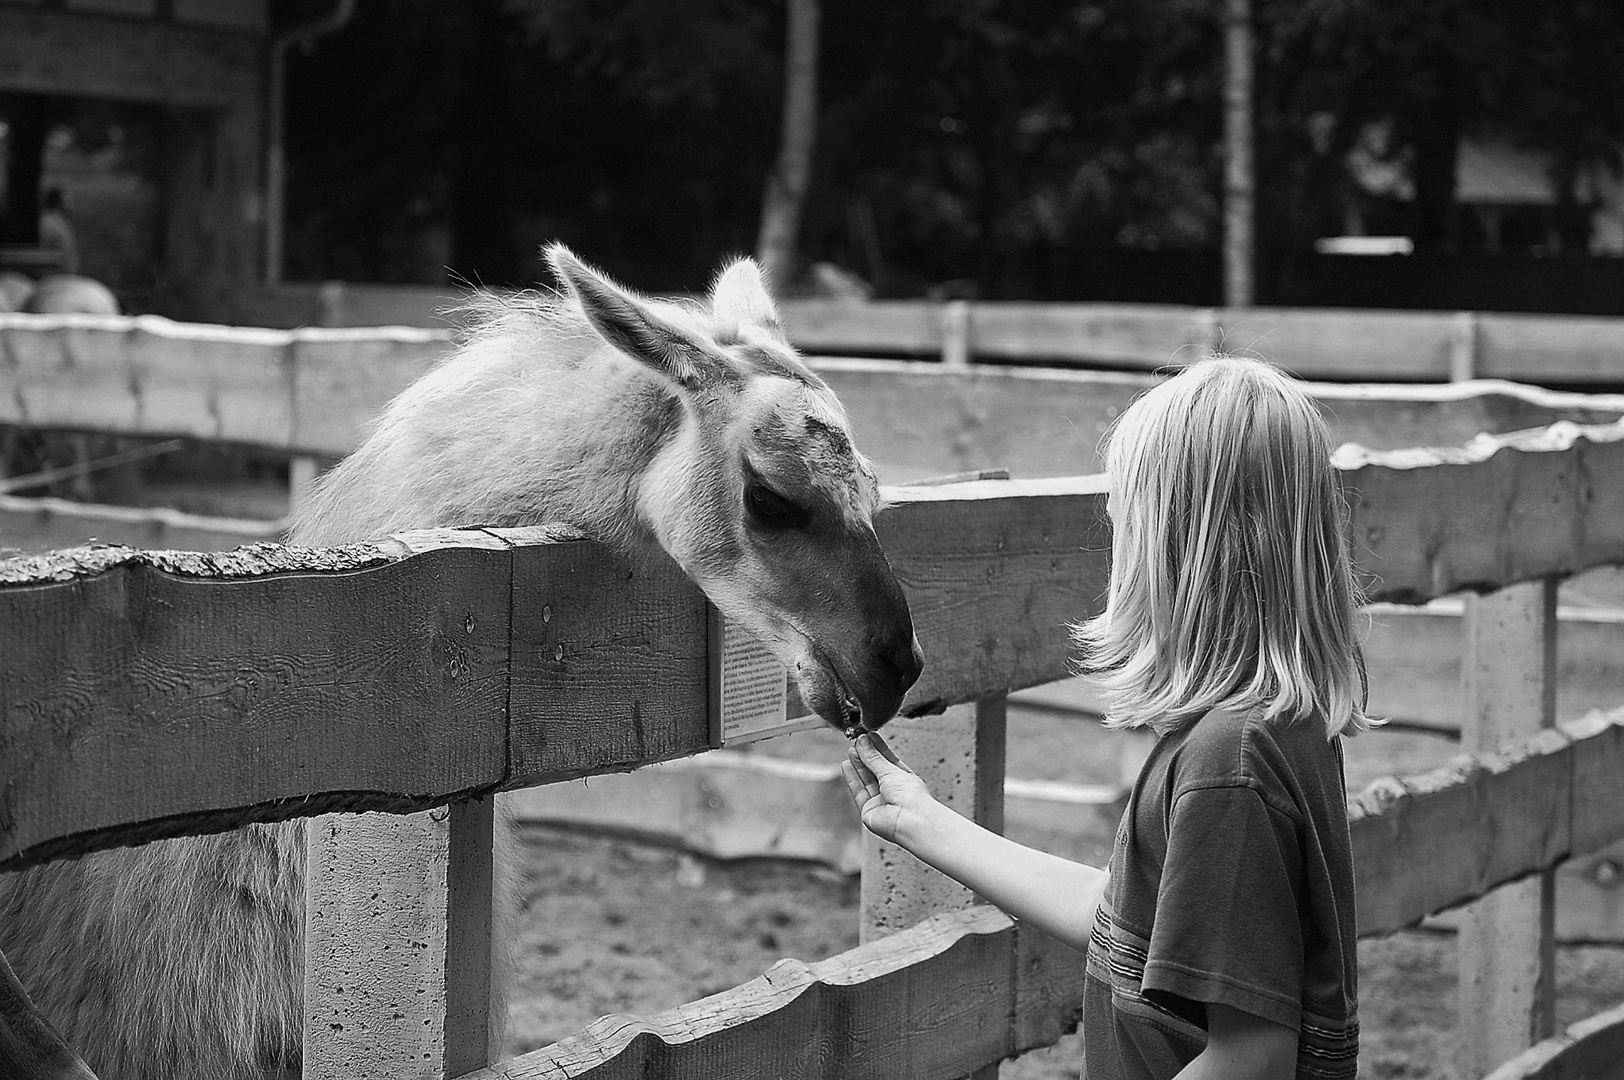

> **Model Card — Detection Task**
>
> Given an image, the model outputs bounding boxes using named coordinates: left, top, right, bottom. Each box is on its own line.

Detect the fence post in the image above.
left=941, top=300, right=972, bottom=367
left=1458, top=579, right=1558, bottom=1076
left=304, top=798, right=510, bottom=1079
left=1449, top=311, right=1480, bottom=383
left=860, top=695, right=1006, bottom=1079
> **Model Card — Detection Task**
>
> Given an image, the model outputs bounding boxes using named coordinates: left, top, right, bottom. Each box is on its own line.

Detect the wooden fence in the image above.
left=4, top=390, right=1624, bottom=1076
left=221, top=281, right=1624, bottom=384
left=4, top=313, right=1624, bottom=1074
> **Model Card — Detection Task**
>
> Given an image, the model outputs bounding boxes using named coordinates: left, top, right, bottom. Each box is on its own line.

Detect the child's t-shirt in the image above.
left=1081, top=704, right=1359, bottom=1079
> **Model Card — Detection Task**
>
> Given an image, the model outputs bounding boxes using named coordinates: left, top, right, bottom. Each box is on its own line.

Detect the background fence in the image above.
left=222, top=283, right=1624, bottom=385
left=4, top=311, right=1624, bottom=1076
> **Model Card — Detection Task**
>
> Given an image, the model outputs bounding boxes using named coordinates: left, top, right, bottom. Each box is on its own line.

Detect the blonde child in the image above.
left=843, top=356, right=1366, bottom=1079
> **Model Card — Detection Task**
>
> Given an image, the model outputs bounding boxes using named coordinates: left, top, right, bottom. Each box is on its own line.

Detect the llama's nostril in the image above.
left=881, top=634, right=925, bottom=689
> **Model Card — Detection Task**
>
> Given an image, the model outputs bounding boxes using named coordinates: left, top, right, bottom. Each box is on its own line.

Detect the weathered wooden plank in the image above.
left=778, top=300, right=946, bottom=356
left=1570, top=708, right=1624, bottom=857
left=1210, top=307, right=1458, bottom=380
left=0, top=314, right=454, bottom=455
left=1338, top=419, right=1624, bottom=602
left=463, top=905, right=1020, bottom=1080
left=1483, top=998, right=1624, bottom=1080
left=1460, top=582, right=1560, bottom=1072
left=960, top=302, right=1207, bottom=364
left=1479, top=312, right=1624, bottom=384
left=0, top=493, right=281, bottom=555
left=816, top=361, right=1624, bottom=484
left=0, top=314, right=297, bottom=446
left=444, top=796, right=509, bottom=1075
left=879, top=477, right=1110, bottom=710
left=0, top=537, right=513, bottom=869
left=504, top=534, right=712, bottom=786
left=1348, top=715, right=1604, bottom=937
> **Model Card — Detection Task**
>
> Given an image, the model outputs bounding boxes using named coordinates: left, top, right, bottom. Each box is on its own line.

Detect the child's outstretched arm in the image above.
left=841, top=732, right=1107, bottom=952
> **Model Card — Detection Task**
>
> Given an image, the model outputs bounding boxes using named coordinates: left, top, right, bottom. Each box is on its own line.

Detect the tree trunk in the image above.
left=755, top=0, right=820, bottom=294
left=1222, top=0, right=1255, bottom=308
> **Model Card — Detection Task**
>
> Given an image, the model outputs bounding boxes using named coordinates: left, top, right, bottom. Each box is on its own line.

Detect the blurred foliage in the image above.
left=282, top=0, right=1624, bottom=297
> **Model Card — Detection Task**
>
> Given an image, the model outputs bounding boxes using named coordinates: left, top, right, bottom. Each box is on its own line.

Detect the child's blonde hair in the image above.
left=1073, top=355, right=1373, bottom=738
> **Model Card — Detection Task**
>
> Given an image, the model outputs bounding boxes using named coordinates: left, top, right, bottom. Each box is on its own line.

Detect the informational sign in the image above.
left=707, top=607, right=820, bottom=745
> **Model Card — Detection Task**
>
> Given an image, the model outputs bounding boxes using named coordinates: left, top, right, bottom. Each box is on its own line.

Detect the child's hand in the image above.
left=841, top=732, right=936, bottom=848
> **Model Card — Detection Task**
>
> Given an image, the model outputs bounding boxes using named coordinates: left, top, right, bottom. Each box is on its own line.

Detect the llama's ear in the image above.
left=710, top=258, right=784, bottom=339
left=546, top=243, right=739, bottom=392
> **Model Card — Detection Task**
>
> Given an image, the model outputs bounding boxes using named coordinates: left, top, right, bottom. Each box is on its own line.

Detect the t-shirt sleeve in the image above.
left=1140, top=783, right=1305, bottom=1032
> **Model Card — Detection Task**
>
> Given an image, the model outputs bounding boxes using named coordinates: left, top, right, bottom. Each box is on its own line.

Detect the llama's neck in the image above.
left=293, top=336, right=683, bottom=548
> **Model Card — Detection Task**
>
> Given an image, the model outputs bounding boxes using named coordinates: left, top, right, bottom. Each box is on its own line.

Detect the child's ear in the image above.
left=546, top=243, right=741, bottom=392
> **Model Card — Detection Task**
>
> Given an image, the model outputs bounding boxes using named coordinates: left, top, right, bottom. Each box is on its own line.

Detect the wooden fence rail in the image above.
left=4, top=314, right=1624, bottom=477
left=7, top=418, right=1624, bottom=870
left=223, top=282, right=1624, bottom=385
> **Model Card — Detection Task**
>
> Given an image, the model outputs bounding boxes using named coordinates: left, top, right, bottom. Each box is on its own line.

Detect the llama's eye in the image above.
left=746, top=482, right=808, bottom=529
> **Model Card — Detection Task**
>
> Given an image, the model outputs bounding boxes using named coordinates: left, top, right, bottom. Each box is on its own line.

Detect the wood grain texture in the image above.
left=0, top=537, right=512, bottom=869
left=461, top=905, right=1020, bottom=1080
left=1339, top=418, right=1624, bottom=601
left=1348, top=710, right=1624, bottom=936
left=879, top=476, right=1111, bottom=712
left=503, top=537, right=711, bottom=787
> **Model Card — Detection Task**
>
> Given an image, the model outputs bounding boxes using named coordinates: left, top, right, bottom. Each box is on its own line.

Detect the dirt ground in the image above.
left=505, top=715, right=1624, bottom=1078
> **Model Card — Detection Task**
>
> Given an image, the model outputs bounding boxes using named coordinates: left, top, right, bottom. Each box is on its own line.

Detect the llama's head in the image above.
left=547, top=244, right=923, bottom=731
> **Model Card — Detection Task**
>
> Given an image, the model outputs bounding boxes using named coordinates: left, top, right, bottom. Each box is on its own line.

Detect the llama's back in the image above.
left=294, top=295, right=658, bottom=548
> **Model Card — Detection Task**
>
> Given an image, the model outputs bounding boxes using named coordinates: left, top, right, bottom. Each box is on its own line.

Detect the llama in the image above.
left=0, top=244, right=924, bottom=1080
